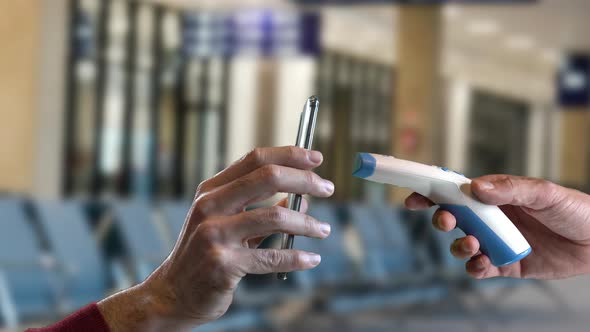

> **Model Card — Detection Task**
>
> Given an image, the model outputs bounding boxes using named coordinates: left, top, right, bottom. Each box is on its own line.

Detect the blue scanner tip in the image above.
left=353, top=153, right=377, bottom=179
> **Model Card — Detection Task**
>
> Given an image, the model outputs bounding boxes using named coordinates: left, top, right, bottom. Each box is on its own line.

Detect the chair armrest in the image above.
left=111, top=259, right=133, bottom=290
left=0, top=270, right=19, bottom=327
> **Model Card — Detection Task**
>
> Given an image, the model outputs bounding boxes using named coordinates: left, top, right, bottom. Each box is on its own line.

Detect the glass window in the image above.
left=468, top=91, right=529, bottom=177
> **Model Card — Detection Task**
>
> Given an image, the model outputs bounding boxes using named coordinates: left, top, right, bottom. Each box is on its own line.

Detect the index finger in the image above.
left=404, top=193, right=434, bottom=210
left=201, top=147, right=323, bottom=190
left=471, top=175, right=561, bottom=210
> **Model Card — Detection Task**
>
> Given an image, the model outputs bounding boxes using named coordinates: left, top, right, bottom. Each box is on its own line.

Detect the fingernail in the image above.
left=478, top=181, right=494, bottom=191
left=461, top=240, right=471, bottom=252
left=474, top=257, right=486, bottom=270
left=305, top=254, right=321, bottom=266
left=320, top=223, right=331, bottom=236
left=405, top=196, right=418, bottom=211
left=433, top=215, right=443, bottom=229
left=451, top=239, right=461, bottom=252
left=309, top=151, right=323, bottom=164
left=322, top=180, right=335, bottom=194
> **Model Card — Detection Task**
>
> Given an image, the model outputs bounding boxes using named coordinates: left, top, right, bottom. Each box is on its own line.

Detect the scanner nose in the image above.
left=352, top=153, right=377, bottom=178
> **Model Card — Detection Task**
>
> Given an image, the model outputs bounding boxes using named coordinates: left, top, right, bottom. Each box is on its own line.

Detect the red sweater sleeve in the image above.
left=26, top=303, right=111, bottom=332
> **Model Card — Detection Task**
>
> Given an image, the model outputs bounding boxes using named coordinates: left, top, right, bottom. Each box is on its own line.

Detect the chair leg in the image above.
left=0, top=273, right=18, bottom=328
left=532, top=280, right=573, bottom=316
left=468, top=283, right=509, bottom=326
left=488, top=280, right=572, bottom=317
left=449, top=285, right=490, bottom=332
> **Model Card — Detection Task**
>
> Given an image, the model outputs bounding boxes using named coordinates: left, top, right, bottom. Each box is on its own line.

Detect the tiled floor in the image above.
left=283, top=275, right=590, bottom=332
left=8, top=276, right=590, bottom=332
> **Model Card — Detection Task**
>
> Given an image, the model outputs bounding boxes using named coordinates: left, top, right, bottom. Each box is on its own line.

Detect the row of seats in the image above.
left=0, top=199, right=109, bottom=326
left=0, top=198, right=266, bottom=330
left=296, top=204, right=450, bottom=314
left=0, top=197, right=532, bottom=331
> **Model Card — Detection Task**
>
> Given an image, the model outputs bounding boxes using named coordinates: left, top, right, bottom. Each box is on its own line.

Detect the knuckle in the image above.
left=538, top=178, right=554, bottom=190
left=504, top=176, right=517, bottom=191
left=260, top=164, right=281, bottom=185
left=501, top=176, right=522, bottom=204
left=266, top=206, right=287, bottom=226
left=207, top=244, right=229, bottom=267
left=537, top=178, right=556, bottom=195
left=286, top=146, right=300, bottom=160
left=305, top=171, right=316, bottom=188
left=536, top=179, right=562, bottom=207
left=195, top=179, right=212, bottom=195
left=265, top=250, right=284, bottom=267
left=246, top=148, right=265, bottom=167
left=193, top=195, right=216, bottom=217
left=198, top=222, right=222, bottom=244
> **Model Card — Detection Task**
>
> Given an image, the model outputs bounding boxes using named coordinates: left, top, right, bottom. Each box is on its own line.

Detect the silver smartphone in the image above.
left=277, top=96, right=320, bottom=281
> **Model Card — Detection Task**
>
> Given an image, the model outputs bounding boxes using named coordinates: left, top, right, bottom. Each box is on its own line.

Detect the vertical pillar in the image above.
left=559, top=110, right=589, bottom=186
left=0, top=1, right=42, bottom=193
left=557, top=53, right=590, bottom=188
left=36, top=0, right=69, bottom=198
left=391, top=6, right=442, bottom=202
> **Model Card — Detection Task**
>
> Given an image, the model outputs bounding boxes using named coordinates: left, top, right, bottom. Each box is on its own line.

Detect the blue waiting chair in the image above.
left=326, top=205, right=446, bottom=314
left=295, top=203, right=356, bottom=291
left=0, top=199, right=58, bottom=325
left=34, top=200, right=109, bottom=311
left=347, top=204, right=389, bottom=283
left=375, top=206, right=433, bottom=280
left=109, top=200, right=169, bottom=283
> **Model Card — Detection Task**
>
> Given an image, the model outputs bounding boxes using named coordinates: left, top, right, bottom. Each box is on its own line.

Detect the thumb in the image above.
left=471, top=175, right=562, bottom=210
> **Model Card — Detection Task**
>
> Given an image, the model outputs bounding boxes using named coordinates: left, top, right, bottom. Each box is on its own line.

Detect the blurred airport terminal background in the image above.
left=1, top=0, right=590, bottom=331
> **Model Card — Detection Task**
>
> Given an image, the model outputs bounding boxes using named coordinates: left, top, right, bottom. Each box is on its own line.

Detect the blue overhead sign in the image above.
left=182, top=11, right=321, bottom=58
left=558, top=54, right=590, bottom=108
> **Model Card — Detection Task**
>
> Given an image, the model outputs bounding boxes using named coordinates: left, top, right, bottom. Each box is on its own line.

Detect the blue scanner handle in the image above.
left=439, top=204, right=532, bottom=267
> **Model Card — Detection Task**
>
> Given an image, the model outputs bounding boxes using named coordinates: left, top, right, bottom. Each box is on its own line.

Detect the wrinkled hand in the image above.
left=99, top=147, right=334, bottom=331
left=405, top=175, right=590, bottom=280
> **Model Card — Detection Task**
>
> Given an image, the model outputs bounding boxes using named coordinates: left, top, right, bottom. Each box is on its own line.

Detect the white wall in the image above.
left=273, top=57, right=317, bottom=147
left=445, top=79, right=471, bottom=173
left=225, top=57, right=260, bottom=163
left=526, top=104, right=549, bottom=178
